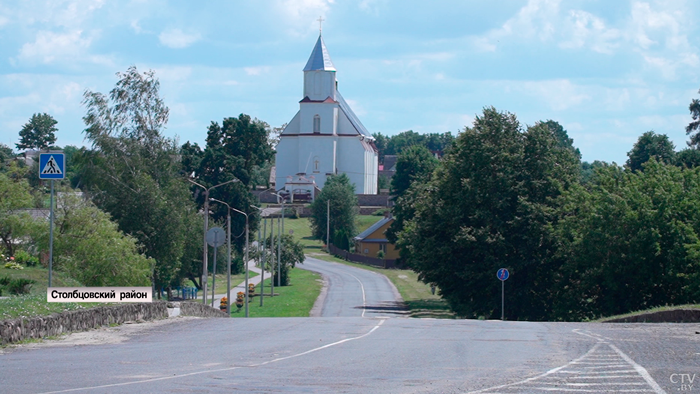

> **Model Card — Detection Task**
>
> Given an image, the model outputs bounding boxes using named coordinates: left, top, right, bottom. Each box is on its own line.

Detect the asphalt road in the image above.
left=300, top=256, right=406, bottom=318
left=2, top=258, right=700, bottom=393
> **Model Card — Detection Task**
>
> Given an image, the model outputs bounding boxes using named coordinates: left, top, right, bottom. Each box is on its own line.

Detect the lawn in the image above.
left=193, top=271, right=259, bottom=302
left=230, top=267, right=322, bottom=317
left=0, top=265, right=105, bottom=320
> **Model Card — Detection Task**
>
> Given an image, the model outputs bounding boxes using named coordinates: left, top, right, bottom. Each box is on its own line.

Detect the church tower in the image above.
left=275, top=33, right=378, bottom=197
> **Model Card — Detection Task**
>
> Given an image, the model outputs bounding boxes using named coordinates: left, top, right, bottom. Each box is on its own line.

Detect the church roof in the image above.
left=337, top=91, right=371, bottom=137
left=303, top=35, right=336, bottom=72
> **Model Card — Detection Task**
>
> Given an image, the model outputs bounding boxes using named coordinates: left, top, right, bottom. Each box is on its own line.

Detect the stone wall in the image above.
left=0, top=302, right=168, bottom=345
left=180, top=301, right=228, bottom=318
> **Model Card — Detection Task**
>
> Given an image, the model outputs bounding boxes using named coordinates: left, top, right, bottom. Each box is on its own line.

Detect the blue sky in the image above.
left=1, top=0, right=699, bottom=164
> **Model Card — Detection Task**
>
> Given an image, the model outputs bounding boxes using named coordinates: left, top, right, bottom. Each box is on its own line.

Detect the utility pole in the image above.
left=260, top=216, right=266, bottom=306
left=326, top=199, right=330, bottom=251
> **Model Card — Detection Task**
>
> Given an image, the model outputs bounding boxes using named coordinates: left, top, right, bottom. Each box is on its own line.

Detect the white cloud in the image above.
left=521, top=79, right=590, bottom=111
left=560, top=10, right=620, bottom=54
left=359, top=0, right=386, bottom=16
left=474, top=0, right=561, bottom=51
left=244, top=66, right=272, bottom=76
left=158, top=28, right=201, bottom=49
left=17, top=30, right=92, bottom=64
left=275, top=0, right=335, bottom=36
left=0, top=15, right=8, bottom=27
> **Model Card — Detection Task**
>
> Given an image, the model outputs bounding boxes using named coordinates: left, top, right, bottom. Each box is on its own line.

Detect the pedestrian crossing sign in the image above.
left=39, top=153, right=65, bottom=179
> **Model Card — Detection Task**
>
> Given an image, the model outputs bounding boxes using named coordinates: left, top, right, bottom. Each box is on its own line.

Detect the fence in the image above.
left=328, top=244, right=402, bottom=269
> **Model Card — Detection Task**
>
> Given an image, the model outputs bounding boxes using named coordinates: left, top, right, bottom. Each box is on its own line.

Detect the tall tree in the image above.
left=309, top=174, right=358, bottom=245
left=386, top=145, right=438, bottom=244
left=686, top=88, right=700, bottom=147
left=0, top=172, right=34, bottom=257
left=80, top=66, right=197, bottom=292
left=626, top=131, right=675, bottom=172
left=396, top=108, right=580, bottom=320
left=16, top=113, right=58, bottom=151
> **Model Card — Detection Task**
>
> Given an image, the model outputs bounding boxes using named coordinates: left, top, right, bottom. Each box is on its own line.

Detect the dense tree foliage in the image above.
left=687, top=88, right=700, bottom=147
left=386, top=145, right=438, bottom=244
left=79, top=66, right=198, bottom=291
left=626, top=131, right=675, bottom=172
left=309, top=174, right=358, bottom=248
left=51, top=194, right=152, bottom=286
left=553, top=160, right=700, bottom=320
left=396, top=108, right=580, bottom=320
left=0, top=172, right=34, bottom=257
left=16, top=113, right=58, bottom=151
left=258, top=233, right=305, bottom=286
left=180, top=114, right=274, bottom=253
left=372, top=130, right=454, bottom=163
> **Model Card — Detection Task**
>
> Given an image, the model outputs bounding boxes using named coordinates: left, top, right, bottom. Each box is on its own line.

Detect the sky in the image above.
left=1, top=0, right=699, bottom=164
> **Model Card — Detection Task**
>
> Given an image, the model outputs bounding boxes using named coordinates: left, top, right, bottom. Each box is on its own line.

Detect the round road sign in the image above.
left=206, top=227, right=226, bottom=247
left=497, top=268, right=509, bottom=281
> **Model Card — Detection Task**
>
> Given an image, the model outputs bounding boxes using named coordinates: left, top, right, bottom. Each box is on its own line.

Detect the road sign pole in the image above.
left=211, top=232, right=218, bottom=307
left=501, top=280, right=504, bottom=321
left=48, top=180, right=55, bottom=288
left=260, top=217, right=265, bottom=306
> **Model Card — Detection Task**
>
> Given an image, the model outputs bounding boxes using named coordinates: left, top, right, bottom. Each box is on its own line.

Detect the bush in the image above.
left=14, top=250, right=39, bottom=267
left=8, top=278, right=35, bottom=295
left=4, top=261, right=23, bottom=270
left=0, top=276, right=10, bottom=286
left=377, top=250, right=385, bottom=259
left=372, top=208, right=390, bottom=216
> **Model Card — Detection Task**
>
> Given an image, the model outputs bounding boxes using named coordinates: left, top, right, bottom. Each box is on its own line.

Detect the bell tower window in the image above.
left=313, top=115, right=321, bottom=134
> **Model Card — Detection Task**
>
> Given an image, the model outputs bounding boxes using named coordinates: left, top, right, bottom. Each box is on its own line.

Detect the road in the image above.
left=300, top=256, right=406, bottom=318
left=2, top=258, right=700, bottom=393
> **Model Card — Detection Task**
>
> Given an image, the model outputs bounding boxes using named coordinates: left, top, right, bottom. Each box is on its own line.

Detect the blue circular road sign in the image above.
left=497, top=268, right=509, bottom=281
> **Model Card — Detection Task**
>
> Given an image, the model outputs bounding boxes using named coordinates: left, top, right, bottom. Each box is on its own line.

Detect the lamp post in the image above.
left=227, top=206, right=250, bottom=318
left=250, top=205, right=268, bottom=304
left=187, top=178, right=237, bottom=306
left=209, top=198, right=232, bottom=315
left=270, top=192, right=287, bottom=287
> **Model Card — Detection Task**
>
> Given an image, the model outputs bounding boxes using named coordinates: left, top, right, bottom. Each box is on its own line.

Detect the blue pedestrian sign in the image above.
left=39, top=153, right=65, bottom=179
left=497, top=268, right=509, bottom=281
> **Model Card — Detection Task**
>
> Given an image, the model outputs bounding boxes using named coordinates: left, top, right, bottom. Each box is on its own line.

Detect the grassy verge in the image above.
left=191, top=271, right=259, bottom=302
left=0, top=266, right=82, bottom=296
left=229, top=268, right=322, bottom=317
left=594, top=304, right=700, bottom=323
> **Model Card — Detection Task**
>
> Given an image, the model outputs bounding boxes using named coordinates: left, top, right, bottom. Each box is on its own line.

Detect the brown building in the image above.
left=353, top=216, right=400, bottom=260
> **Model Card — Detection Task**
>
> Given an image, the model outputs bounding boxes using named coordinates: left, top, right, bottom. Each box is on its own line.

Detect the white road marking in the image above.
left=466, top=329, right=667, bottom=394
left=37, top=319, right=387, bottom=394
left=347, top=272, right=367, bottom=317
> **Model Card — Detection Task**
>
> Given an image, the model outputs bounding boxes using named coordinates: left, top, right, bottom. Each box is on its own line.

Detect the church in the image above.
left=274, top=33, right=378, bottom=198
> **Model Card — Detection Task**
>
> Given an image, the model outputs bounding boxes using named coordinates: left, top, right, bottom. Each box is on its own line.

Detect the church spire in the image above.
left=303, top=34, right=336, bottom=72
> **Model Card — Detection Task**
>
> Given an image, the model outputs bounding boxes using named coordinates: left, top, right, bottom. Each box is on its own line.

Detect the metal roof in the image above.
left=337, top=91, right=371, bottom=137
left=303, top=35, right=336, bottom=72
left=353, top=216, right=393, bottom=241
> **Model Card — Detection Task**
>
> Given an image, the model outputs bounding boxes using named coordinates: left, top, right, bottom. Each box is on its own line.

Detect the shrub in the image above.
left=8, top=278, right=35, bottom=295
left=14, top=250, right=39, bottom=267
left=372, top=208, right=390, bottom=216
left=377, top=250, right=385, bottom=259
left=4, top=261, right=23, bottom=270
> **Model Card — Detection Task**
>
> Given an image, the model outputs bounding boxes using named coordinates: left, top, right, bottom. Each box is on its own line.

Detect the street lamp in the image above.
left=187, top=178, right=237, bottom=306
left=211, top=200, right=250, bottom=318
left=209, top=198, right=232, bottom=315
left=270, top=191, right=287, bottom=287
left=250, top=205, right=268, bottom=306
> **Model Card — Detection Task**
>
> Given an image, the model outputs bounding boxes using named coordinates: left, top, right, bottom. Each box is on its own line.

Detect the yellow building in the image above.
left=353, top=216, right=400, bottom=260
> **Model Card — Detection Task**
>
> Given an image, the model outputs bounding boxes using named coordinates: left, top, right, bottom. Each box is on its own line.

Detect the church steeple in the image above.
left=303, top=34, right=337, bottom=100
left=303, top=35, right=336, bottom=72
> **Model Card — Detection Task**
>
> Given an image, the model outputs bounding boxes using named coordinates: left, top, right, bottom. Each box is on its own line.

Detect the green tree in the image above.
left=80, top=66, right=197, bottom=292
left=542, top=120, right=581, bottom=161
left=16, top=113, right=58, bottom=151
left=309, top=174, right=358, bottom=246
left=675, top=148, right=700, bottom=169
left=0, top=144, right=14, bottom=172
left=260, top=233, right=305, bottom=286
left=51, top=194, right=152, bottom=286
left=686, top=88, right=700, bottom=147
left=626, top=131, right=675, bottom=172
left=386, top=145, right=438, bottom=244
left=553, top=160, right=700, bottom=320
left=396, top=108, right=580, bottom=320
left=0, top=172, right=34, bottom=256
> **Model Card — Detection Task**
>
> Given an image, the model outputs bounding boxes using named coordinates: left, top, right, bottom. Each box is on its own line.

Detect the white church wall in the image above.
left=336, top=108, right=358, bottom=135
left=299, top=103, right=337, bottom=135
left=281, top=111, right=300, bottom=135
left=275, top=136, right=299, bottom=188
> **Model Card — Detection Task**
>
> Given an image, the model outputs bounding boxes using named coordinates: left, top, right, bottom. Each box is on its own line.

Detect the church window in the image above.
left=313, top=115, right=321, bottom=134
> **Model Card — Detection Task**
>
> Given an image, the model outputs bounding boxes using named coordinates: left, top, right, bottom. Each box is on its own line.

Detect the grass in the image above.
left=594, top=304, right=700, bottom=323
left=229, top=268, right=322, bottom=317
left=0, top=265, right=82, bottom=296
left=0, top=293, right=105, bottom=320
left=193, top=271, right=259, bottom=301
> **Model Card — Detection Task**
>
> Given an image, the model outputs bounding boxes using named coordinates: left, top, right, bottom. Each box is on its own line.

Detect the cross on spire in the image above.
left=317, top=16, right=325, bottom=33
